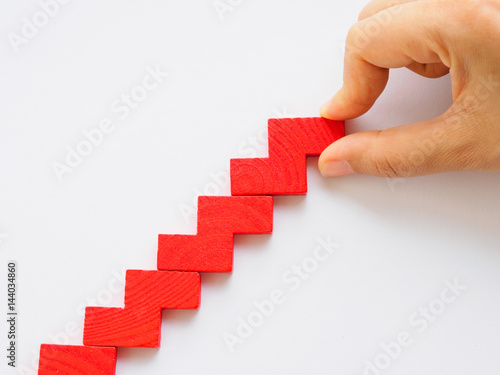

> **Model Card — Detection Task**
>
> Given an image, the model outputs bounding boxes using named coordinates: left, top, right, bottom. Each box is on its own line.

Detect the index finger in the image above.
left=321, top=1, right=448, bottom=120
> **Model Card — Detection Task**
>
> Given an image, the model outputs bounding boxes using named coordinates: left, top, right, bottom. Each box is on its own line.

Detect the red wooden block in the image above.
left=84, top=306, right=162, bottom=348
left=83, top=271, right=200, bottom=348
left=124, top=270, right=201, bottom=309
left=197, top=196, right=273, bottom=234
left=38, top=344, right=116, bottom=375
left=231, top=155, right=307, bottom=195
left=158, top=196, right=273, bottom=272
left=158, top=233, right=234, bottom=272
left=231, top=117, right=345, bottom=195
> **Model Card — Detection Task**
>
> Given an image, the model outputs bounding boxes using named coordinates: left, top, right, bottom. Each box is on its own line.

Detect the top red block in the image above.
left=230, top=117, right=344, bottom=196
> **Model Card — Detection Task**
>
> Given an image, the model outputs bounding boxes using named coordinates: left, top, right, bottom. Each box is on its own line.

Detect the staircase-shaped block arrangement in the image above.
left=37, top=117, right=344, bottom=374
left=158, top=196, right=273, bottom=272
left=231, top=117, right=344, bottom=195
left=38, top=344, right=116, bottom=375
left=83, top=270, right=200, bottom=348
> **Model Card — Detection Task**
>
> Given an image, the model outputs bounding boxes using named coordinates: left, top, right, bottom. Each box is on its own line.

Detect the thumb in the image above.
left=319, top=114, right=476, bottom=178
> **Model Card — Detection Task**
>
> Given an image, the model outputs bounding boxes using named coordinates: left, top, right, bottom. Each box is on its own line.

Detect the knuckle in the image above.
left=367, top=132, right=417, bottom=178
left=441, top=105, right=497, bottom=171
left=457, top=0, right=485, bottom=25
left=346, top=23, right=360, bottom=39
left=372, top=154, right=412, bottom=178
left=441, top=140, right=485, bottom=171
left=345, top=24, right=361, bottom=50
left=438, top=0, right=491, bottom=32
left=364, top=137, right=416, bottom=177
left=448, top=121, right=493, bottom=170
left=457, top=0, right=486, bottom=15
left=358, top=3, right=373, bottom=21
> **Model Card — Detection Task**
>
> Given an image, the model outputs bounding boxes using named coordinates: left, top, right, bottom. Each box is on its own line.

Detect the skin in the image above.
left=319, top=0, right=500, bottom=178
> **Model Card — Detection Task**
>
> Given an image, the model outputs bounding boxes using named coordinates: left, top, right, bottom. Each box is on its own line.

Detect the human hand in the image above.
left=319, top=0, right=500, bottom=178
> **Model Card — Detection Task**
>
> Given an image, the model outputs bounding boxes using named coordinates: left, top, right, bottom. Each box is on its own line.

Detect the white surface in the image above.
left=1, top=1, right=499, bottom=374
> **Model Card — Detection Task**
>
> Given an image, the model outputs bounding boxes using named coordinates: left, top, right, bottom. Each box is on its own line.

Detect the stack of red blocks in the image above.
left=37, top=118, right=344, bottom=375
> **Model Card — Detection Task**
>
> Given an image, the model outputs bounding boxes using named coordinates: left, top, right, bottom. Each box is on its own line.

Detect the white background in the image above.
left=1, top=1, right=500, bottom=374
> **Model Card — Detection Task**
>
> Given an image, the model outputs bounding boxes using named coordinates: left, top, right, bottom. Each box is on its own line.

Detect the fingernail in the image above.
left=320, top=160, right=354, bottom=177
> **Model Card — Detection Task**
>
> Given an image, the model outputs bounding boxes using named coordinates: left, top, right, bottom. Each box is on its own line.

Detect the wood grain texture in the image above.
left=83, top=271, right=200, bottom=348
left=197, top=196, right=273, bottom=234
left=158, top=233, right=234, bottom=272
left=125, top=270, right=201, bottom=309
left=83, top=307, right=162, bottom=348
left=158, top=196, right=273, bottom=272
left=38, top=117, right=343, bottom=371
left=231, top=117, right=345, bottom=195
left=38, top=344, right=116, bottom=375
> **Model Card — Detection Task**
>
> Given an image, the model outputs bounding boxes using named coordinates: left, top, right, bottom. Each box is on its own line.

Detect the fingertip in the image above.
left=318, top=138, right=353, bottom=177
left=320, top=91, right=350, bottom=120
left=358, top=3, right=372, bottom=21
left=320, top=98, right=336, bottom=120
left=321, top=88, right=375, bottom=121
left=319, top=131, right=379, bottom=176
